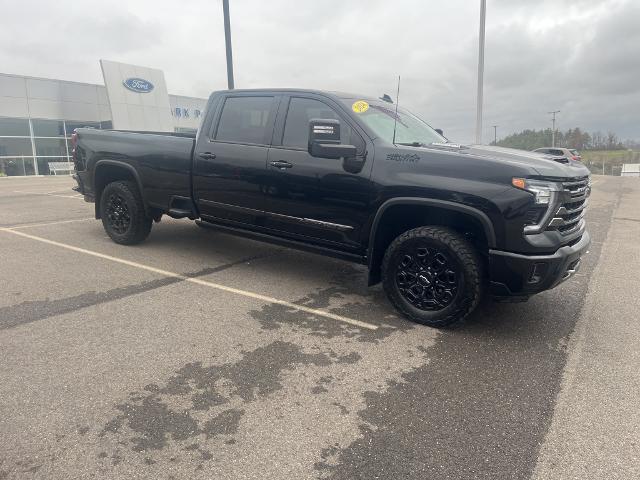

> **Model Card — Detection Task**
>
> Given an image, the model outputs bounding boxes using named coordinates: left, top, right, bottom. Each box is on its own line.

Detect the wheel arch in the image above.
left=367, top=198, right=496, bottom=285
left=93, top=160, right=145, bottom=219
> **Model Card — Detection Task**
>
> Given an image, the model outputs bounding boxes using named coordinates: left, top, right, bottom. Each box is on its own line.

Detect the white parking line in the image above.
left=13, top=190, right=83, bottom=199
left=0, top=227, right=378, bottom=331
left=4, top=218, right=95, bottom=230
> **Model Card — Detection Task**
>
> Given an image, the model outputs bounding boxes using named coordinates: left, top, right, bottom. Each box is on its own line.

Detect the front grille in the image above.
left=563, top=178, right=590, bottom=198
left=546, top=176, right=590, bottom=236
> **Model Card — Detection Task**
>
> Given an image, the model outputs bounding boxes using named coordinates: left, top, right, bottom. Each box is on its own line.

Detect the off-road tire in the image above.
left=382, top=226, right=482, bottom=327
left=100, top=181, right=152, bottom=245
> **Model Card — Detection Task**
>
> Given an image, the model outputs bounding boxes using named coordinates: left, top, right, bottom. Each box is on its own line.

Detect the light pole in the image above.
left=222, top=0, right=235, bottom=89
left=492, top=125, right=498, bottom=145
left=548, top=110, right=560, bottom=147
left=475, top=0, right=487, bottom=144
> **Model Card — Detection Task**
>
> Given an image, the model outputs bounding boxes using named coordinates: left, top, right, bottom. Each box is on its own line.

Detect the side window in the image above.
left=215, top=96, right=274, bottom=145
left=282, top=97, right=365, bottom=153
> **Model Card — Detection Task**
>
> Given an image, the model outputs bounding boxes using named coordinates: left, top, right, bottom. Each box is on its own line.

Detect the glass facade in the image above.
left=0, top=72, right=205, bottom=175
left=0, top=116, right=107, bottom=176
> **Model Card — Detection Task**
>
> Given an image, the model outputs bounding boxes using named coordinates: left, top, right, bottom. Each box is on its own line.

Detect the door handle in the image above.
left=198, top=152, right=217, bottom=160
left=269, top=160, right=293, bottom=169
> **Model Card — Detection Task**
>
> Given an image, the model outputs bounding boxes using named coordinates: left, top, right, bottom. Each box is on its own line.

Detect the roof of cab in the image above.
left=210, top=88, right=387, bottom=104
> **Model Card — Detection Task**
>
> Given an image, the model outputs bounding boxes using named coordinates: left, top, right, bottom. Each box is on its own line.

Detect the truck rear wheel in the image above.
left=382, top=226, right=482, bottom=327
left=100, top=181, right=152, bottom=245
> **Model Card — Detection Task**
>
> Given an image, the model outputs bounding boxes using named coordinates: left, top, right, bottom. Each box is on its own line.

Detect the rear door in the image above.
left=262, top=94, right=372, bottom=250
left=192, top=94, right=279, bottom=224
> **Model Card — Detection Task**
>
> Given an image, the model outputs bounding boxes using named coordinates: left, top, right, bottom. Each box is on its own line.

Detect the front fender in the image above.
left=366, top=197, right=497, bottom=286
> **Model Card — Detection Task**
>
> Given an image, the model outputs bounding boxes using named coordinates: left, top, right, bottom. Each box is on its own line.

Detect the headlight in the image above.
left=512, top=178, right=563, bottom=234
left=512, top=178, right=562, bottom=204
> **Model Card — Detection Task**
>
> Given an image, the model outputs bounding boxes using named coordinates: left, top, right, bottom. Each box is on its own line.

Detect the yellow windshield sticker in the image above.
left=352, top=100, right=369, bottom=113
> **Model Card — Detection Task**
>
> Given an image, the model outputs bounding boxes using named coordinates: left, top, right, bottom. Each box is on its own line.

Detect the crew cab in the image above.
left=72, top=89, right=591, bottom=327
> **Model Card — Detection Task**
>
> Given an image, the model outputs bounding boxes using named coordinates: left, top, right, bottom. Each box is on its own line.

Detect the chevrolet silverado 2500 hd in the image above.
left=72, top=89, right=591, bottom=327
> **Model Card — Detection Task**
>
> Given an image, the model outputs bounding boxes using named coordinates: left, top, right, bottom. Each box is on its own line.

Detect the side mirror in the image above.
left=308, top=119, right=357, bottom=159
left=435, top=128, right=444, bottom=136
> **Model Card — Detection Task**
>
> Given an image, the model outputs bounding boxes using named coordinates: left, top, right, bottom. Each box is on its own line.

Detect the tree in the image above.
left=606, top=132, right=622, bottom=150
left=496, top=127, right=627, bottom=151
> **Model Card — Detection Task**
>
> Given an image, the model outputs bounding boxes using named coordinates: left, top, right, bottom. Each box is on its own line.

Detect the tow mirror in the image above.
left=308, top=119, right=357, bottom=159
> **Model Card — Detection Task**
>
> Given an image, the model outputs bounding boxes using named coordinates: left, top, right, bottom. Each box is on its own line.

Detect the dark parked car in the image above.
left=72, top=89, right=591, bottom=327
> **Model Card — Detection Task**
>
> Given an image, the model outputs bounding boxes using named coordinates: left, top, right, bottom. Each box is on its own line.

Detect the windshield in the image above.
left=341, top=99, right=446, bottom=145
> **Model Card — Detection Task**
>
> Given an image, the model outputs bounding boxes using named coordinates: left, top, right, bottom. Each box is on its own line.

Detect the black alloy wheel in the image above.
left=395, top=246, right=460, bottom=311
left=105, top=193, right=131, bottom=235
left=382, top=226, right=483, bottom=327
left=100, top=180, right=153, bottom=245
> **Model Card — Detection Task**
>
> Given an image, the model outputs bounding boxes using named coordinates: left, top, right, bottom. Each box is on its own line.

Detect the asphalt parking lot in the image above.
left=1, top=175, right=639, bottom=480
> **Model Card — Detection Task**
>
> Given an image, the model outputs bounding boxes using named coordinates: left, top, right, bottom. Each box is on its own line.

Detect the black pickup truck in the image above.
left=72, top=89, right=591, bottom=327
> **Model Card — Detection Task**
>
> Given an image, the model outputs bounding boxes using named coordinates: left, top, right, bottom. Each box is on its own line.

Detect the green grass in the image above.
left=580, top=150, right=640, bottom=175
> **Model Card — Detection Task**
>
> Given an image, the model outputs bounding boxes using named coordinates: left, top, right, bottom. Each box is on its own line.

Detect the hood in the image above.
left=428, top=143, right=590, bottom=179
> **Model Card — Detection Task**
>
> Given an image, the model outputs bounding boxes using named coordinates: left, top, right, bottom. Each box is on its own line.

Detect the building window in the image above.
left=0, top=116, right=106, bottom=176
left=34, top=138, right=68, bottom=156
left=0, top=117, right=30, bottom=137
left=0, top=137, right=33, bottom=157
left=0, top=157, right=36, bottom=176
left=31, top=119, right=65, bottom=137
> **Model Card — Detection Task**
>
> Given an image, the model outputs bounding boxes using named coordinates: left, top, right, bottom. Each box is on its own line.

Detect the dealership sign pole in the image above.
left=223, top=0, right=235, bottom=90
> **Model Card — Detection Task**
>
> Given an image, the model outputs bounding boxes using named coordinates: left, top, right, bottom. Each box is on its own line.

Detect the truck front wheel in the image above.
left=100, top=181, right=152, bottom=245
left=381, top=226, right=482, bottom=327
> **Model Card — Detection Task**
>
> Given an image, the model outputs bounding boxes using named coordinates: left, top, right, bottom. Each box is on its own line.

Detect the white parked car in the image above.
left=533, top=147, right=582, bottom=162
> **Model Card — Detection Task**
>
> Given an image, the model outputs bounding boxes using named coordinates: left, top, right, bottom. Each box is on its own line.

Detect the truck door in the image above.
left=262, top=95, right=372, bottom=250
left=192, top=94, right=278, bottom=225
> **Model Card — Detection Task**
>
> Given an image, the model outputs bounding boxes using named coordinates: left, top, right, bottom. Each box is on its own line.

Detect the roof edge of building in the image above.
left=0, top=71, right=105, bottom=89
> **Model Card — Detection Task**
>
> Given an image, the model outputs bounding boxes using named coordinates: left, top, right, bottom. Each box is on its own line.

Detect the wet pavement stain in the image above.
left=332, top=402, right=349, bottom=415
left=311, top=385, right=328, bottom=394
left=5, top=460, right=42, bottom=478
left=249, top=265, right=411, bottom=341
left=0, top=254, right=273, bottom=330
left=201, top=409, right=244, bottom=438
left=335, top=352, right=361, bottom=364
left=312, top=375, right=335, bottom=394
left=98, top=340, right=344, bottom=468
left=101, top=395, right=200, bottom=452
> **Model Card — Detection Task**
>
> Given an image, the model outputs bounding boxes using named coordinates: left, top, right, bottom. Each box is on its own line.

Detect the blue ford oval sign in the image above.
left=123, top=78, right=154, bottom=93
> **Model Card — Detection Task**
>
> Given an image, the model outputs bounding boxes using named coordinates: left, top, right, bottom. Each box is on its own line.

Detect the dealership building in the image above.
left=0, top=60, right=207, bottom=176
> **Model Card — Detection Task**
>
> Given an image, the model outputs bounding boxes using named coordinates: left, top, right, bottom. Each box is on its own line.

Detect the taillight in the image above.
left=70, top=132, right=78, bottom=161
left=572, top=156, right=580, bottom=161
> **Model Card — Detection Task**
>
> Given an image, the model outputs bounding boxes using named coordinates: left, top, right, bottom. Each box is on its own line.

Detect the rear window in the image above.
left=570, top=149, right=579, bottom=155
left=215, top=96, right=274, bottom=145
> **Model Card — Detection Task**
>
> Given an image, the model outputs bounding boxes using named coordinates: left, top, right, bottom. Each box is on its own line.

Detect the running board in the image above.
left=168, top=208, right=196, bottom=220
left=195, top=218, right=366, bottom=265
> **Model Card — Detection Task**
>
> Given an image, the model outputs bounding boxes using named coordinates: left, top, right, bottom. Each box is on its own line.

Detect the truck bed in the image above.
left=74, top=128, right=196, bottom=211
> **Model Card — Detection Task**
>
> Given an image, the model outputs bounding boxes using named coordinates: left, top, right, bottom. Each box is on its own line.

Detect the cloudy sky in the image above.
left=1, top=0, right=638, bottom=142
